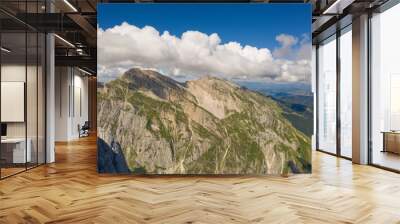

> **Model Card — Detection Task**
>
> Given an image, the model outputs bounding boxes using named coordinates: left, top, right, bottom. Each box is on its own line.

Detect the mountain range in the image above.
left=97, top=68, right=311, bottom=175
left=239, top=81, right=313, bottom=136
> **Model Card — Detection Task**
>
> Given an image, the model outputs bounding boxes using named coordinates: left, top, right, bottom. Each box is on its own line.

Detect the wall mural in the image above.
left=97, top=4, right=312, bottom=175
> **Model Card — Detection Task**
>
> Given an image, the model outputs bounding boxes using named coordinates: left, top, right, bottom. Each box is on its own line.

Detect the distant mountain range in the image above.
left=97, top=68, right=311, bottom=175
left=239, top=81, right=313, bottom=136
left=238, top=81, right=312, bottom=96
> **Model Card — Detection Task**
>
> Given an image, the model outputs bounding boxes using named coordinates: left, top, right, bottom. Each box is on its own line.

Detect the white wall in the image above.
left=55, top=67, right=69, bottom=141
left=1, top=65, right=26, bottom=139
left=1, top=65, right=26, bottom=81
left=55, top=67, right=89, bottom=141
left=1, top=63, right=46, bottom=164
left=1, top=65, right=41, bottom=137
left=72, top=73, right=89, bottom=138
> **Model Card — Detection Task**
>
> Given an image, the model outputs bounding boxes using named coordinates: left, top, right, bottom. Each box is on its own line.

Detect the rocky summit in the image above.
left=97, top=68, right=311, bottom=175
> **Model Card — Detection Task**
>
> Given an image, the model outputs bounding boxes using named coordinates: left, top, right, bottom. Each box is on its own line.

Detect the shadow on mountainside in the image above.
left=97, top=138, right=130, bottom=173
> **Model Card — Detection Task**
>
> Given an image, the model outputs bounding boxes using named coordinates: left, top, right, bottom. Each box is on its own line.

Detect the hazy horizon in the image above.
left=97, top=67, right=312, bottom=97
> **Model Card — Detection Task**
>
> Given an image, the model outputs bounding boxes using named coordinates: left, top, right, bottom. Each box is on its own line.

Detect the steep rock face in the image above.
left=185, top=76, right=242, bottom=119
left=97, top=138, right=130, bottom=173
left=97, top=68, right=311, bottom=175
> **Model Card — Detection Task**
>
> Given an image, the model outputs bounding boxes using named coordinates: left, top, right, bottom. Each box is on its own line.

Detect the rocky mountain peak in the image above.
left=186, top=75, right=239, bottom=91
left=120, top=68, right=185, bottom=100
left=98, top=68, right=311, bottom=175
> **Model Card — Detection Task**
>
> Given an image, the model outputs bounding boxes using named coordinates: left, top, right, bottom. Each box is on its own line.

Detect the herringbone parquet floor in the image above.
left=1, top=135, right=400, bottom=224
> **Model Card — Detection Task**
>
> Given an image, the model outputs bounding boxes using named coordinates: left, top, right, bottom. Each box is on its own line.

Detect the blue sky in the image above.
left=97, top=4, right=312, bottom=83
left=98, top=4, right=311, bottom=50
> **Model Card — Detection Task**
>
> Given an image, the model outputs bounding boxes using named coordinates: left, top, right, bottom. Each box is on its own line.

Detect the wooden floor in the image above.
left=1, top=136, right=400, bottom=224
left=0, top=167, right=26, bottom=178
left=372, top=150, right=400, bottom=171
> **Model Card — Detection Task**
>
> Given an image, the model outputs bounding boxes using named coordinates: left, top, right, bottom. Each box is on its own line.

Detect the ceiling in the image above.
left=0, top=0, right=394, bottom=74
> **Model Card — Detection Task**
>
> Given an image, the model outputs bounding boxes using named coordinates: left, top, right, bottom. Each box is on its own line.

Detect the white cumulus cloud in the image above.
left=98, top=22, right=311, bottom=82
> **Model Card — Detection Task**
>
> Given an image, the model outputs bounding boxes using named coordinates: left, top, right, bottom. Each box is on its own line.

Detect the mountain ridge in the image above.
left=97, top=68, right=311, bottom=175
